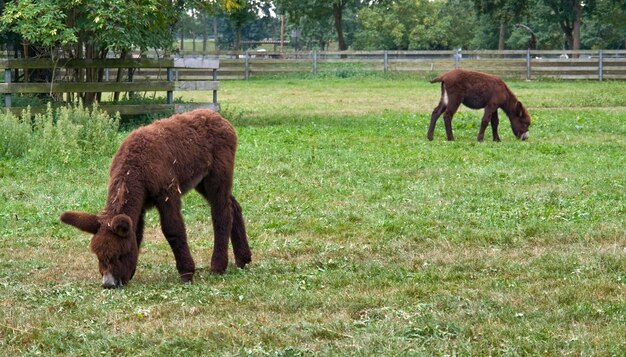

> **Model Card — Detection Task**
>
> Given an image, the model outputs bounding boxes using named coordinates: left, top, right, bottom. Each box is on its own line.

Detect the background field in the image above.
left=1, top=77, right=625, bottom=355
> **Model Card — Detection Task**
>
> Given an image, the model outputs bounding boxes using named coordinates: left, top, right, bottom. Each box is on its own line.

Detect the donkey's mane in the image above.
left=105, top=176, right=128, bottom=216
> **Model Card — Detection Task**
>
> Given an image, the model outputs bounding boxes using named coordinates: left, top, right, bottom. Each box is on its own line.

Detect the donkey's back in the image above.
left=113, top=109, right=238, bottom=196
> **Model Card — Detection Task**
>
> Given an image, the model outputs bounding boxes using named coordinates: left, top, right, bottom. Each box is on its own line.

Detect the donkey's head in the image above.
left=510, top=101, right=531, bottom=140
left=61, top=211, right=138, bottom=288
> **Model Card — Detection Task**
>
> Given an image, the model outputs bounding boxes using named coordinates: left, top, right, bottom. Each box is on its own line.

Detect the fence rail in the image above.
left=203, top=49, right=626, bottom=80
left=0, top=57, right=219, bottom=115
left=1, top=50, right=624, bottom=115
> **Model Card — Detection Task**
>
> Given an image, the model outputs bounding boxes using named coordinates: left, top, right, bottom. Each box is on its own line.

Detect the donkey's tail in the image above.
left=230, top=195, right=252, bottom=268
left=429, top=75, right=444, bottom=84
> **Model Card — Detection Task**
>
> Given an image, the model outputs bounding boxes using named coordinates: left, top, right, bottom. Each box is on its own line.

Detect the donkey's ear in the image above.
left=515, top=101, right=525, bottom=116
left=60, top=211, right=100, bottom=234
left=110, top=214, right=132, bottom=238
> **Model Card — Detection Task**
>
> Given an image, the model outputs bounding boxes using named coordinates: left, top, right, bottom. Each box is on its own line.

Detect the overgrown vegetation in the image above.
left=0, top=103, right=120, bottom=163
left=1, top=78, right=625, bottom=355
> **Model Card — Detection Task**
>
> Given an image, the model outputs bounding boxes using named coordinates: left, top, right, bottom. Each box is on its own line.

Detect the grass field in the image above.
left=1, top=76, right=625, bottom=355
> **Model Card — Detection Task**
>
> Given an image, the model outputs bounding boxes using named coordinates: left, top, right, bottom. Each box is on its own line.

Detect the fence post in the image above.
left=4, top=68, right=12, bottom=108
left=526, top=48, right=532, bottom=81
left=313, top=50, right=318, bottom=74
left=212, top=67, right=218, bottom=106
left=384, top=51, right=388, bottom=74
left=598, top=49, right=603, bottom=81
left=244, top=50, right=249, bottom=80
left=166, top=67, right=173, bottom=105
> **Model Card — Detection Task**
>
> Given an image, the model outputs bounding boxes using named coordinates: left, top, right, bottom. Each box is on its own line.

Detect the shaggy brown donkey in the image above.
left=427, top=69, right=531, bottom=141
left=61, top=109, right=252, bottom=288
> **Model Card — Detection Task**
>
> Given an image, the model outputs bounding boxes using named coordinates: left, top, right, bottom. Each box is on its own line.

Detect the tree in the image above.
left=354, top=0, right=416, bottom=50
left=583, top=0, right=626, bottom=49
left=0, top=0, right=245, bottom=103
left=473, top=0, right=530, bottom=50
left=538, top=0, right=596, bottom=52
left=275, top=0, right=363, bottom=50
left=205, top=1, right=276, bottom=51
left=355, top=0, right=478, bottom=50
left=0, top=0, right=181, bottom=103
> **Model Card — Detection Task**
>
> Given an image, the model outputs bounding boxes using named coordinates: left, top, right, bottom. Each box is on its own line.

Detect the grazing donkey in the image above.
left=427, top=69, right=531, bottom=141
left=61, top=109, right=252, bottom=288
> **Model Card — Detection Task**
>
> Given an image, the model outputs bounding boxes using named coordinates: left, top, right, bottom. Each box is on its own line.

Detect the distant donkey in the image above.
left=61, top=109, right=252, bottom=288
left=427, top=69, right=531, bottom=141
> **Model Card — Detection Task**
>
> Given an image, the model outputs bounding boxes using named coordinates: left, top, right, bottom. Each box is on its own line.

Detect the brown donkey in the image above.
left=427, top=69, right=531, bottom=141
left=61, top=109, right=252, bottom=288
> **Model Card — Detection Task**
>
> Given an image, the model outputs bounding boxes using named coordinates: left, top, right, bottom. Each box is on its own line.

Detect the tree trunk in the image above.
left=23, top=42, right=29, bottom=83
left=75, top=37, right=85, bottom=103
left=213, top=17, right=219, bottom=50
left=498, top=20, right=506, bottom=51
left=83, top=42, right=98, bottom=104
left=113, top=50, right=129, bottom=103
left=235, top=28, right=241, bottom=51
left=180, top=20, right=185, bottom=52
left=332, top=3, right=347, bottom=51
left=191, top=10, right=196, bottom=52
left=202, top=12, right=208, bottom=52
left=555, top=1, right=582, bottom=57
left=96, top=47, right=107, bottom=102
left=572, top=1, right=582, bottom=54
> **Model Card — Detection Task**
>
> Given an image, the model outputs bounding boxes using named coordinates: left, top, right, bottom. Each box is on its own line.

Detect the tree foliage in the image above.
left=275, top=0, right=364, bottom=50
left=355, top=0, right=478, bottom=50
left=539, top=0, right=595, bottom=51
left=353, top=0, right=624, bottom=50
left=472, top=0, right=530, bottom=50
left=0, top=0, right=247, bottom=104
left=0, top=0, right=181, bottom=60
left=0, top=0, right=248, bottom=57
left=583, top=0, right=626, bottom=49
left=1, top=0, right=624, bottom=57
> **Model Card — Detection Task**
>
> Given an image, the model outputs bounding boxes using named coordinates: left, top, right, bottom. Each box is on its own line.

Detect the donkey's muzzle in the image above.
left=102, top=273, right=123, bottom=289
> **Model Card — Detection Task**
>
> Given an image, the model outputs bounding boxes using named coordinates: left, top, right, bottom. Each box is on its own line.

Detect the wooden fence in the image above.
left=0, top=57, right=219, bottom=115
left=1, top=49, right=623, bottom=115
left=213, top=49, right=626, bottom=80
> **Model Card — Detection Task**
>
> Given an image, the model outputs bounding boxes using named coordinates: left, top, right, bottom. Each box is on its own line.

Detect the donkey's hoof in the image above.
left=210, top=255, right=228, bottom=274
left=180, top=272, right=194, bottom=283
left=210, top=268, right=226, bottom=275
left=235, top=258, right=252, bottom=269
left=210, top=262, right=227, bottom=274
left=235, top=254, right=252, bottom=268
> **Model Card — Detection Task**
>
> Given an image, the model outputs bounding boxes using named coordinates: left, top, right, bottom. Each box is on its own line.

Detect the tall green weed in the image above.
left=0, top=109, right=32, bottom=158
left=1, top=103, right=120, bottom=164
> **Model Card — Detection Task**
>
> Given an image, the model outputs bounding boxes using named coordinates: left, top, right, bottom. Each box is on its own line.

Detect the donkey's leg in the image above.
left=442, top=99, right=461, bottom=141
left=230, top=195, right=252, bottom=268
left=208, top=185, right=233, bottom=274
left=136, top=209, right=146, bottom=247
left=197, top=173, right=234, bottom=274
left=427, top=101, right=446, bottom=141
left=490, top=111, right=501, bottom=142
left=155, top=197, right=196, bottom=282
left=478, top=105, right=498, bottom=142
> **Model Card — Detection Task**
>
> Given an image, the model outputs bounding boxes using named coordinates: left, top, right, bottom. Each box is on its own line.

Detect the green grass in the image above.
left=1, top=77, right=625, bottom=355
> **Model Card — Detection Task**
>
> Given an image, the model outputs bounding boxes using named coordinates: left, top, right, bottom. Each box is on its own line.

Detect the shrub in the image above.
left=0, top=108, right=33, bottom=159
left=2, top=103, right=120, bottom=164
